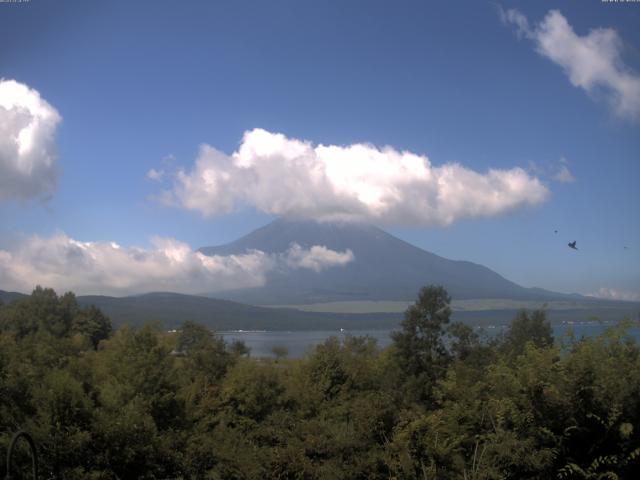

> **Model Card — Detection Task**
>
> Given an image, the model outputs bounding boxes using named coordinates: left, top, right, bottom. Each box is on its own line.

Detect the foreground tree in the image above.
left=0, top=287, right=112, bottom=347
left=502, top=309, right=553, bottom=356
left=391, top=285, right=452, bottom=403
left=2, top=287, right=639, bottom=478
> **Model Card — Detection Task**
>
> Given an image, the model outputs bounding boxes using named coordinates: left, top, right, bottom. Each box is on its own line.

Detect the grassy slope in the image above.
left=264, top=298, right=640, bottom=313
left=76, top=292, right=400, bottom=331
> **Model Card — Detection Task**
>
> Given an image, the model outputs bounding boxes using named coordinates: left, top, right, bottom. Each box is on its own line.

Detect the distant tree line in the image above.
left=1, top=285, right=639, bottom=479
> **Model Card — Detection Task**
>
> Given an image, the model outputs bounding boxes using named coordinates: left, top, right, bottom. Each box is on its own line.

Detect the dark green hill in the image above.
left=76, top=292, right=399, bottom=331
left=0, top=289, right=28, bottom=303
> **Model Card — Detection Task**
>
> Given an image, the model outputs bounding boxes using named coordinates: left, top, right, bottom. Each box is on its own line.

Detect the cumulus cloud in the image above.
left=0, top=233, right=353, bottom=296
left=285, top=243, right=354, bottom=272
left=502, top=9, right=640, bottom=119
left=588, top=288, right=640, bottom=302
left=0, top=79, right=61, bottom=202
left=161, top=129, right=548, bottom=225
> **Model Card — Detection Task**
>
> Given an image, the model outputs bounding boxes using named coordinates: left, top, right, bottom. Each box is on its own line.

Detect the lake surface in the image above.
left=220, top=323, right=640, bottom=358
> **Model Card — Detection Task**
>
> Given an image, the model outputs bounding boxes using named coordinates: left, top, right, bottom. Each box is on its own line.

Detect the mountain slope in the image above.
left=0, top=289, right=28, bottom=303
left=199, top=218, right=571, bottom=304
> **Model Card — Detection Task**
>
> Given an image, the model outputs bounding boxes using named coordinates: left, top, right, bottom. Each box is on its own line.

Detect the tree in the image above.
left=228, top=339, right=251, bottom=358
left=391, top=285, right=452, bottom=402
left=0, top=288, right=111, bottom=347
left=305, top=336, right=350, bottom=401
left=447, top=321, right=479, bottom=361
left=90, top=324, right=183, bottom=478
left=72, top=305, right=112, bottom=348
left=177, top=320, right=215, bottom=353
left=30, top=369, right=94, bottom=479
left=271, top=345, right=289, bottom=361
left=502, top=309, right=553, bottom=355
left=176, top=321, right=231, bottom=380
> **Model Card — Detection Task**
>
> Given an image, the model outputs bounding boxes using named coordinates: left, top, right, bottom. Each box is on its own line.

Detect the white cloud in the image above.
left=553, top=165, right=575, bottom=183
left=499, top=8, right=532, bottom=39
left=527, top=160, right=544, bottom=175
left=146, top=154, right=177, bottom=182
left=162, top=129, right=549, bottom=225
left=588, top=288, right=640, bottom=302
left=0, top=233, right=354, bottom=296
left=503, top=9, right=640, bottom=120
left=0, top=79, right=61, bottom=202
left=285, top=243, right=354, bottom=272
left=527, top=157, right=576, bottom=183
left=147, top=168, right=164, bottom=181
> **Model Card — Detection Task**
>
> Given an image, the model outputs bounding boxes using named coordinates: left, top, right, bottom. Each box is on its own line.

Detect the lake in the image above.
left=220, top=322, right=640, bottom=358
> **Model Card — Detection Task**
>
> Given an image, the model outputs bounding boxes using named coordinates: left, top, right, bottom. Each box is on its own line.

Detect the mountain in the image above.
left=199, top=218, right=576, bottom=305
left=0, top=289, right=28, bottom=303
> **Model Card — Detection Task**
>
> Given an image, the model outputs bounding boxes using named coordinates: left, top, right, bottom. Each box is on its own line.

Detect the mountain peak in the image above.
left=199, top=218, right=389, bottom=256
left=199, top=218, right=569, bottom=305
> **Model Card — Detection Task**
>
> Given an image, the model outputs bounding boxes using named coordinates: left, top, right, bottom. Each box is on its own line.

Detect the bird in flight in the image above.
left=554, top=230, right=558, bottom=234
left=568, top=241, right=578, bottom=250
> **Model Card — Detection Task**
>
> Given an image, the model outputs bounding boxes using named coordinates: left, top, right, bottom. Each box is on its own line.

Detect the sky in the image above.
left=0, top=0, right=639, bottom=299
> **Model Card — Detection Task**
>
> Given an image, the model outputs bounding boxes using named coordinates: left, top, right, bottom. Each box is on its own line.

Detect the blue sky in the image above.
left=0, top=0, right=639, bottom=298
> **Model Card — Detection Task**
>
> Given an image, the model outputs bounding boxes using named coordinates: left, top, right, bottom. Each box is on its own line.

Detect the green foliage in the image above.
left=0, top=286, right=112, bottom=347
left=227, top=338, right=251, bottom=358
left=271, top=344, right=289, bottom=361
left=177, top=320, right=215, bottom=352
left=502, top=309, right=554, bottom=356
left=1, top=286, right=639, bottom=479
left=391, top=285, right=452, bottom=403
left=72, top=305, right=112, bottom=348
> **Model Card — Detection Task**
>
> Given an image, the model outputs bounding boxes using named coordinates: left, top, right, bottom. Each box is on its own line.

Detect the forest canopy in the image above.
left=1, top=286, right=639, bottom=479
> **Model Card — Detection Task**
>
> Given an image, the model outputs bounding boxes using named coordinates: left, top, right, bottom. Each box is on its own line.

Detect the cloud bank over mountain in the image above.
left=588, top=287, right=640, bottom=302
left=0, top=233, right=353, bottom=296
left=502, top=9, right=640, bottom=120
left=159, top=129, right=548, bottom=225
left=0, top=79, right=61, bottom=202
